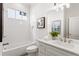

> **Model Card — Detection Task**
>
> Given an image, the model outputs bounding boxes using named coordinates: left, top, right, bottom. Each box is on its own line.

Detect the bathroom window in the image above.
left=7, top=8, right=15, bottom=18
left=22, top=15, right=27, bottom=20
left=16, top=11, right=27, bottom=20
left=20, top=11, right=27, bottom=20
left=20, top=11, right=26, bottom=16
left=16, top=10, right=22, bottom=20
left=8, top=8, right=27, bottom=20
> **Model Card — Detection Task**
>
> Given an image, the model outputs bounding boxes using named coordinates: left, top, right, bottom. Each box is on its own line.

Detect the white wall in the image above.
left=30, top=3, right=79, bottom=40
left=3, top=3, right=33, bottom=50
left=30, top=4, right=48, bottom=40
left=30, top=3, right=64, bottom=40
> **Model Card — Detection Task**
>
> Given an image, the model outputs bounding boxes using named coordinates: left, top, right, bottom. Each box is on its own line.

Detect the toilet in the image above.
left=26, top=45, right=38, bottom=56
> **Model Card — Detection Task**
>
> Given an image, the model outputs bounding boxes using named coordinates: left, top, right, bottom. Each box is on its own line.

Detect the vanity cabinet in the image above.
left=38, top=41, right=78, bottom=56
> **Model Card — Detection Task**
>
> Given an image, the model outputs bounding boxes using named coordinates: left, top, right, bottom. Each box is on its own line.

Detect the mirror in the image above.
left=64, top=3, right=79, bottom=40
left=65, top=17, right=79, bottom=40
left=52, top=20, right=61, bottom=34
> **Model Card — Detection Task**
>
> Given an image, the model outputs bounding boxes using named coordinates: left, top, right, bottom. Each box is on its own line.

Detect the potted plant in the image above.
left=50, top=32, right=59, bottom=40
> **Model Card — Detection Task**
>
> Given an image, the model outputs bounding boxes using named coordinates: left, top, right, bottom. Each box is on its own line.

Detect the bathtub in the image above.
left=2, top=42, right=36, bottom=56
left=0, top=42, right=2, bottom=56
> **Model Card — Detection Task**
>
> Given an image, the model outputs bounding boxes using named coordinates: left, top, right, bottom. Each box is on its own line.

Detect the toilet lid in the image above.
left=26, top=45, right=38, bottom=50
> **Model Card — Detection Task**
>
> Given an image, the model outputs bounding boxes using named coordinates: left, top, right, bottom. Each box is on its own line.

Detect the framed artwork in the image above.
left=52, top=20, right=61, bottom=33
left=37, top=17, right=45, bottom=29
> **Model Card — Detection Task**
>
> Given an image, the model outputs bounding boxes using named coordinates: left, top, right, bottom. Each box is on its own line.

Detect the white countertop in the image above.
left=37, top=37, right=79, bottom=55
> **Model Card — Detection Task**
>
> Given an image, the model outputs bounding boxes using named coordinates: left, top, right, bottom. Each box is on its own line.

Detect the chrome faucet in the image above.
left=63, top=38, right=67, bottom=42
left=63, top=38, right=73, bottom=43
left=68, top=40, right=73, bottom=43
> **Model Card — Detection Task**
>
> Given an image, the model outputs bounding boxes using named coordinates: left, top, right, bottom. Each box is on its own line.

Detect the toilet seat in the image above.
left=26, top=45, right=38, bottom=53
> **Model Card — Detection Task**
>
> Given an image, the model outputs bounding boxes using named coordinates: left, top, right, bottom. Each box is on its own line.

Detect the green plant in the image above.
left=50, top=32, right=59, bottom=37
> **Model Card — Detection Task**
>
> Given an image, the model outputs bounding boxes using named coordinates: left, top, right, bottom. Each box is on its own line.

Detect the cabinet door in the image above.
left=38, top=52, right=46, bottom=56
left=45, top=45, right=64, bottom=56
left=38, top=42, right=46, bottom=56
left=46, top=49, right=62, bottom=56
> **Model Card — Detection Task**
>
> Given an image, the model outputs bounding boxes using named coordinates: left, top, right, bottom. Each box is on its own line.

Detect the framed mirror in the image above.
left=52, top=20, right=61, bottom=34
left=65, top=17, right=79, bottom=40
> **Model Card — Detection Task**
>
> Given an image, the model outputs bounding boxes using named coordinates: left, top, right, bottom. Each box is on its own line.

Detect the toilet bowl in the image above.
left=26, top=45, right=38, bottom=56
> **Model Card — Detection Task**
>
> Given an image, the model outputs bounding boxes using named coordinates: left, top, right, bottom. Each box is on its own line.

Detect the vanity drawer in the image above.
left=38, top=51, right=46, bottom=56
left=46, top=50, right=63, bottom=56
left=45, top=46, right=65, bottom=56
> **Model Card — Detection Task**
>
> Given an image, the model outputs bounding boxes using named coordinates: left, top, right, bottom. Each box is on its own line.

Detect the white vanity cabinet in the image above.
left=38, top=41, right=78, bottom=56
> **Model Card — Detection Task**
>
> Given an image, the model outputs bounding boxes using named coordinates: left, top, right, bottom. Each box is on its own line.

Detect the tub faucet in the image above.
left=3, top=43, right=9, bottom=46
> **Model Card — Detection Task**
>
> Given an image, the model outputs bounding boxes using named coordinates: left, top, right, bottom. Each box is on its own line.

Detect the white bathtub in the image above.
left=0, top=42, right=2, bottom=56
left=2, top=42, right=36, bottom=56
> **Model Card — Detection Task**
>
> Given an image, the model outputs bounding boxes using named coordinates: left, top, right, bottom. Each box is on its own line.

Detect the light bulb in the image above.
left=66, top=4, right=70, bottom=8
left=61, top=6, right=64, bottom=10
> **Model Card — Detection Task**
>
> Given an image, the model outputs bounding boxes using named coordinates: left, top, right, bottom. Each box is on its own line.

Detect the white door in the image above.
left=69, top=17, right=79, bottom=39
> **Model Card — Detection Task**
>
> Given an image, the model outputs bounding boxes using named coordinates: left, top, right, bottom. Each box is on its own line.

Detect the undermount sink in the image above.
left=47, top=39, right=75, bottom=48
left=71, top=40, right=79, bottom=49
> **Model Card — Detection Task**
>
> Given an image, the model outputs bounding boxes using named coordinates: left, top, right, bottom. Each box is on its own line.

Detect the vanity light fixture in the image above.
left=53, top=3, right=70, bottom=11
left=65, top=3, right=70, bottom=8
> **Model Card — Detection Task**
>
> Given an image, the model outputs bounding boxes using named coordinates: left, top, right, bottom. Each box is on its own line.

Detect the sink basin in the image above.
left=71, top=40, right=79, bottom=49
left=47, top=39, right=75, bottom=49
